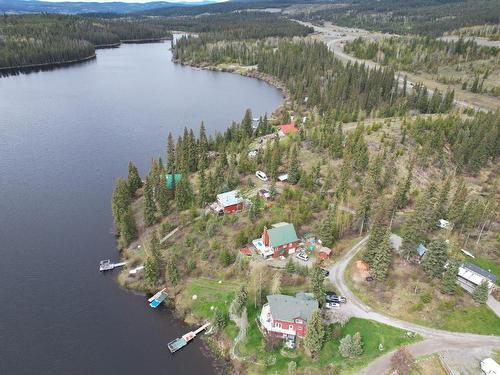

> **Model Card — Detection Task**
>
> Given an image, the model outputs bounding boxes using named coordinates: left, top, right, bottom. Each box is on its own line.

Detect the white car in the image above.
left=255, top=170, right=268, bottom=181
left=325, top=302, right=341, bottom=309
left=295, top=252, right=309, bottom=262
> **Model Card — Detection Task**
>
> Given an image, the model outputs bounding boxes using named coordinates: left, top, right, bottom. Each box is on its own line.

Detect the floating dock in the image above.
left=168, top=323, right=210, bottom=353
left=148, top=288, right=168, bottom=308
left=99, top=259, right=127, bottom=272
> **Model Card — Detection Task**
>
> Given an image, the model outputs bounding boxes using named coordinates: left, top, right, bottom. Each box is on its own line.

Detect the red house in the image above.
left=259, top=293, right=318, bottom=339
left=278, top=123, right=298, bottom=137
left=262, top=222, right=300, bottom=258
left=216, top=190, right=244, bottom=214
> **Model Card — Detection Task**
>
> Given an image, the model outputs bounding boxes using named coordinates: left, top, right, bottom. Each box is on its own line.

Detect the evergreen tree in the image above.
left=118, top=206, right=137, bottom=248
left=319, top=215, right=335, bottom=248
left=198, top=169, right=208, bottom=207
left=111, top=177, right=131, bottom=233
left=434, top=177, right=451, bottom=223
left=285, top=256, right=295, bottom=273
left=144, top=233, right=162, bottom=285
left=441, top=258, right=459, bottom=294
left=143, top=176, right=156, bottom=226
left=356, top=177, right=375, bottom=235
left=363, top=211, right=388, bottom=266
left=156, top=174, right=170, bottom=216
left=232, top=285, right=248, bottom=316
left=448, top=180, right=468, bottom=230
left=127, top=161, right=142, bottom=196
left=311, top=266, right=326, bottom=305
left=166, top=256, right=179, bottom=286
left=198, top=122, right=208, bottom=170
left=287, top=144, right=301, bottom=184
left=175, top=177, right=194, bottom=211
left=393, top=163, right=413, bottom=210
left=421, top=237, right=448, bottom=278
left=303, top=310, right=325, bottom=357
left=472, top=280, right=489, bottom=304
left=339, top=332, right=363, bottom=358
left=241, top=109, right=253, bottom=138
left=166, top=132, right=176, bottom=189
left=371, top=230, right=392, bottom=281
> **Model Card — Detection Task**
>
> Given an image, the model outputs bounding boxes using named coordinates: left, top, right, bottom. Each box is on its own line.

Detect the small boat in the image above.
left=148, top=288, right=168, bottom=308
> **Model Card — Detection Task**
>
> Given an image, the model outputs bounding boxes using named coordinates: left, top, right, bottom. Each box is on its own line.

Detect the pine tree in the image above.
left=371, top=230, right=392, bottom=281
left=339, top=332, right=363, bottom=358
left=270, top=272, right=282, bottom=295
left=363, top=212, right=388, bottom=266
left=232, top=285, right=248, bottom=316
left=421, top=237, right=448, bottom=278
left=434, top=177, right=451, bottom=223
left=198, top=122, right=208, bottom=170
left=166, top=256, right=179, bottom=286
left=287, top=144, right=300, bottom=184
left=441, top=258, right=459, bottom=294
left=449, top=180, right=468, bottom=230
left=393, top=163, right=413, bottom=210
left=198, top=169, right=208, bottom=208
left=241, top=109, right=253, bottom=138
left=356, top=177, right=375, bottom=235
left=111, top=177, right=131, bottom=233
left=118, top=206, right=137, bottom=248
left=285, top=256, right=295, bottom=273
left=166, top=132, right=176, bottom=189
left=143, top=177, right=156, bottom=226
left=319, top=216, right=335, bottom=248
left=472, top=280, right=489, bottom=304
left=175, top=177, right=193, bottom=211
left=156, top=174, right=170, bottom=216
left=311, top=266, right=326, bottom=305
left=127, top=161, right=142, bottom=196
left=303, top=310, right=325, bottom=357
left=144, top=233, right=162, bottom=285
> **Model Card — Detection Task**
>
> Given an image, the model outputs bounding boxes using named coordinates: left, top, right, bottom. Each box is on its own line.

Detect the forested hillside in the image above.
left=344, top=36, right=499, bottom=74
left=173, top=37, right=455, bottom=121
left=0, top=14, right=172, bottom=70
left=295, top=0, right=500, bottom=36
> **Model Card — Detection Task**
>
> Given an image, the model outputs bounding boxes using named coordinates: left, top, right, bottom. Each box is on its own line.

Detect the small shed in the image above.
left=319, top=246, right=332, bottom=260
left=416, top=244, right=427, bottom=258
left=165, top=173, right=182, bottom=189
left=216, top=190, right=244, bottom=214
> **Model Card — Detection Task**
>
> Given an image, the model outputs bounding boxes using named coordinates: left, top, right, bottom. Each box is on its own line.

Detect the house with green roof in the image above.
left=261, top=222, right=300, bottom=258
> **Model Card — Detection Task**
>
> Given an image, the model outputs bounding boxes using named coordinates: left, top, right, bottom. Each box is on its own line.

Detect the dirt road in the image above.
left=327, top=236, right=500, bottom=374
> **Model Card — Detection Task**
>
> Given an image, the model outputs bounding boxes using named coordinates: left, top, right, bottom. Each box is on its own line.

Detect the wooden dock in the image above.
left=167, top=323, right=210, bottom=353
left=99, top=259, right=127, bottom=272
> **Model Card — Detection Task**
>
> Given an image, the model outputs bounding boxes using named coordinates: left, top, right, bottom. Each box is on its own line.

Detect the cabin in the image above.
left=319, top=246, right=332, bottom=260
left=216, top=190, right=244, bottom=214
left=278, top=123, right=298, bottom=137
left=457, top=262, right=496, bottom=294
left=260, top=222, right=300, bottom=258
left=259, top=293, right=318, bottom=340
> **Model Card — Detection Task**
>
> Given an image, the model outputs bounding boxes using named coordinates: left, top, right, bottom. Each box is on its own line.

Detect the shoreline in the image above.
left=174, top=59, right=291, bottom=109
left=0, top=54, right=97, bottom=77
left=0, top=36, right=172, bottom=78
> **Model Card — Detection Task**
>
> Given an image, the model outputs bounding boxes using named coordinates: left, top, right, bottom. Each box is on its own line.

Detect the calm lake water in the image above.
left=0, top=42, right=282, bottom=374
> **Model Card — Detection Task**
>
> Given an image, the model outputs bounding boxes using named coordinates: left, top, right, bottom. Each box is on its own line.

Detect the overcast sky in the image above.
left=42, top=0, right=227, bottom=3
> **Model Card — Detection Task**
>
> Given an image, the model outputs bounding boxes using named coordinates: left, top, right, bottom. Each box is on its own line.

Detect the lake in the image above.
left=0, top=42, right=282, bottom=374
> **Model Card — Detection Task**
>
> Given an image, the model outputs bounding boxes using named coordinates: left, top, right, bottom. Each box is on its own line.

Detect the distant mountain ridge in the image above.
left=0, top=0, right=221, bottom=14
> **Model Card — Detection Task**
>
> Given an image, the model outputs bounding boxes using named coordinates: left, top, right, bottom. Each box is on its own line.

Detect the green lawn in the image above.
left=468, top=256, right=500, bottom=286
left=239, top=312, right=420, bottom=374
left=438, top=304, right=500, bottom=335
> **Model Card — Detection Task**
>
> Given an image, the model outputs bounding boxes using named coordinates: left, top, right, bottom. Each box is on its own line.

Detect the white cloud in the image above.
left=41, top=0, right=227, bottom=4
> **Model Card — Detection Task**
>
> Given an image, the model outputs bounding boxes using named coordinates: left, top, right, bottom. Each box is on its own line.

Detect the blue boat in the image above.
left=148, top=288, right=168, bottom=308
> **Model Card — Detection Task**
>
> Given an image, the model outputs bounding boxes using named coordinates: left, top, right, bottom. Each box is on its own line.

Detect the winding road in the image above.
left=327, top=237, right=500, bottom=374
left=297, top=21, right=491, bottom=113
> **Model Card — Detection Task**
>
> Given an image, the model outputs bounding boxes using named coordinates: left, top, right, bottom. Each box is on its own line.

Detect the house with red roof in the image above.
left=278, top=123, right=298, bottom=137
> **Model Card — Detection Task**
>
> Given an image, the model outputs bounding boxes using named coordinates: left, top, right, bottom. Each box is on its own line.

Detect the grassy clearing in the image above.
left=347, top=252, right=500, bottom=336
left=411, top=354, right=447, bottom=375
left=240, top=314, right=420, bottom=374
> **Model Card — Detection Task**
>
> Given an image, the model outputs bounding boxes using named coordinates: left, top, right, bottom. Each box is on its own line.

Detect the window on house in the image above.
left=289, top=325, right=294, bottom=330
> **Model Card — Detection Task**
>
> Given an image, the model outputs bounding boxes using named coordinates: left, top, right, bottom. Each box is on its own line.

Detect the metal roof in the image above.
left=216, top=190, right=242, bottom=207
left=461, top=262, right=496, bottom=283
left=267, top=294, right=318, bottom=323
left=416, top=243, right=427, bottom=257
left=268, top=223, right=299, bottom=248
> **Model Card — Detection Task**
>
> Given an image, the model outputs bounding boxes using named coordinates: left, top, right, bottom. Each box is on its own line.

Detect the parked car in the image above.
left=295, top=252, right=309, bottom=262
left=255, top=170, right=268, bottom=181
left=327, top=295, right=347, bottom=304
left=325, top=302, right=341, bottom=309
left=320, top=268, right=330, bottom=277
left=325, top=291, right=337, bottom=302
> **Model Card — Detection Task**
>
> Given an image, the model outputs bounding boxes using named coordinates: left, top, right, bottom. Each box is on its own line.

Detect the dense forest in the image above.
left=296, top=0, right=500, bottom=36
left=0, top=14, right=172, bottom=70
left=151, top=12, right=313, bottom=41
left=173, top=37, right=455, bottom=121
left=344, top=36, right=499, bottom=74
